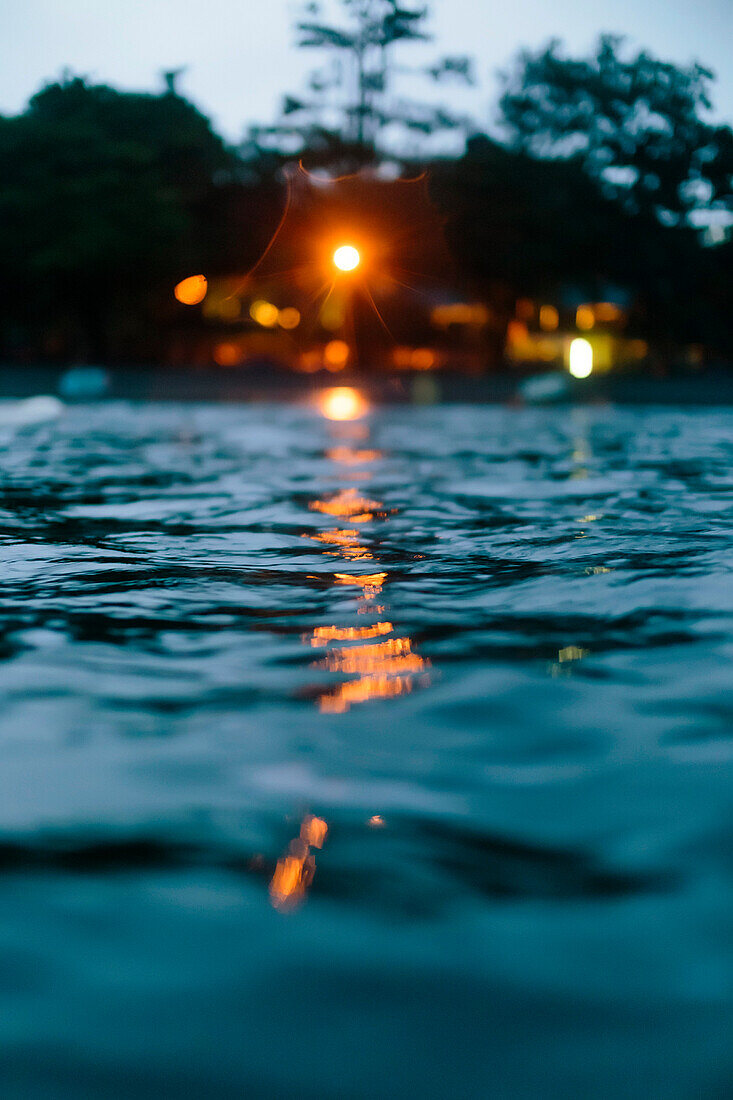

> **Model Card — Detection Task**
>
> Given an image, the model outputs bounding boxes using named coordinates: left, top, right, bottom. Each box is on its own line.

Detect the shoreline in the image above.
left=2, top=363, right=733, bottom=405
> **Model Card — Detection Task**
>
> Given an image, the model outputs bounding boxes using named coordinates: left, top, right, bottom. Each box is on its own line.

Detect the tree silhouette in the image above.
left=248, top=0, right=473, bottom=160
left=0, top=75, right=239, bottom=359
left=499, top=36, right=733, bottom=230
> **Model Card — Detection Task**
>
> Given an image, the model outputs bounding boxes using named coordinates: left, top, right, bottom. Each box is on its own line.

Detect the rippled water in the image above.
left=0, top=399, right=731, bottom=1097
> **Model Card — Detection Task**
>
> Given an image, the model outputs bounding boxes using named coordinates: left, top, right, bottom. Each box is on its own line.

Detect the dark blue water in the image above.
left=0, top=398, right=731, bottom=1097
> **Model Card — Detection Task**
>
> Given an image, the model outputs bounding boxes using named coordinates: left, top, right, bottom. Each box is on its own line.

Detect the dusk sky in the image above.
left=3, top=0, right=732, bottom=140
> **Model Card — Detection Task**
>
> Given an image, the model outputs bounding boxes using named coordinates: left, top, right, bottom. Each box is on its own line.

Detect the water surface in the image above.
left=0, top=400, right=731, bottom=1097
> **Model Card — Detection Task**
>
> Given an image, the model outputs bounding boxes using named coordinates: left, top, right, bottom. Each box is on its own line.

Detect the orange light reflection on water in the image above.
left=307, top=622, right=394, bottom=645
left=316, top=636, right=427, bottom=675
left=333, top=571, right=387, bottom=599
left=269, top=814, right=328, bottom=912
left=308, top=488, right=383, bottom=520
left=318, top=674, right=413, bottom=713
left=326, top=447, right=382, bottom=465
left=299, top=404, right=431, bottom=714
left=309, top=528, right=373, bottom=560
left=314, top=630, right=429, bottom=713
left=318, top=387, right=369, bottom=421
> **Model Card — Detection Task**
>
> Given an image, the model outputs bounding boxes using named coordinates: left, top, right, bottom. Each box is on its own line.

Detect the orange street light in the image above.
left=333, top=244, right=360, bottom=272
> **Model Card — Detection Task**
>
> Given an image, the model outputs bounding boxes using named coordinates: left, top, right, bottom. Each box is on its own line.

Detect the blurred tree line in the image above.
left=0, top=4, right=731, bottom=366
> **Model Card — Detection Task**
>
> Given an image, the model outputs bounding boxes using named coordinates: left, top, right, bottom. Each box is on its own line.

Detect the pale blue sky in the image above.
left=3, top=0, right=731, bottom=140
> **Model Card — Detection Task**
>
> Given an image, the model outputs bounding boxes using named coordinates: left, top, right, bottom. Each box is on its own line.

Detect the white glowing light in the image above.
left=568, top=338, right=593, bottom=378
left=333, top=245, right=360, bottom=272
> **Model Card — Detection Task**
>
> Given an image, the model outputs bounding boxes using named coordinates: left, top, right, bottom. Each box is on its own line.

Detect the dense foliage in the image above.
left=0, top=29, right=731, bottom=365
left=0, top=78, right=252, bottom=360
left=249, top=0, right=473, bottom=156
left=499, top=36, right=733, bottom=226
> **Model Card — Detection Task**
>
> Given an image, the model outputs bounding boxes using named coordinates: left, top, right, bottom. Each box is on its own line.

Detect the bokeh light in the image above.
left=539, top=304, right=559, bottom=331
left=174, top=275, right=207, bottom=305
left=278, top=307, right=301, bottom=329
left=333, top=245, right=360, bottom=271
left=576, top=305, right=595, bottom=331
left=324, top=339, right=350, bottom=370
left=569, top=338, right=594, bottom=378
left=411, top=348, right=435, bottom=370
left=319, top=387, right=369, bottom=421
left=250, top=300, right=279, bottom=327
left=213, top=342, right=242, bottom=367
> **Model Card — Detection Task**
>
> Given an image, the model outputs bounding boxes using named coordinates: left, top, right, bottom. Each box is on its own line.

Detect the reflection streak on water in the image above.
left=318, top=675, right=414, bottom=713
left=307, top=622, right=395, bottom=645
left=302, top=419, right=431, bottom=714
left=309, top=528, right=373, bottom=560
left=325, top=447, right=383, bottom=465
left=315, top=636, right=427, bottom=675
left=269, top=814, right=328, bottom=912
left=308, top=487, right=384, bottom=522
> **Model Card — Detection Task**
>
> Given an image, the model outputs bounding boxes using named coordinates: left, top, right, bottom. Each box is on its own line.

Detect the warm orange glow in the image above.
left=326, top=447, right=382, bottom=465
left=309, top=528, right=373, bottom=560
left=430, top=303, right=490, bottom=328
left=576, top=305, right=595, bottom=331
left=319, top=675, right=412, bottom=712
left=595, top=302, right=622, bottom=323
left=269, top=853, right=310, bottom=909
left=309, top=487, right=381, bottom=520
left=333, top=244, right=361, bottom=271
left=213, top=341, right=241, bottom=367
left=411, top=348, right=435, bottom=370
left=174, top=274, right=207, bottom=305
left=539, top=305, right=559, bottom=331
left=308, top=622, right=394, bottom=645
left=368, top=815, right=386, bottom=828
left=316, top=636, right=426, bottom=675
left=297, top=351, right=323, bottom=373
left=315, top=630, right=429, bottom=712
left=334, top=572, right=387, bottom=587
left=506, top=320, right=529, bottom=343
left=324, top=340, right=350, bottom=371
left=300, top=815, right=328, bottom=848
left=250, top=299, right=279, bottom=327
left=318, top=387, right=369, bottom=421
left=269, top=814, right=328, bottom=911
left=331, top=570, right=386, bottom=600
left=278, top=306, right=301, bottom=329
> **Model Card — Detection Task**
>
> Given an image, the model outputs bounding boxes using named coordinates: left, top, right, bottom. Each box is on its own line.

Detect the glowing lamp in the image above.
left=333, top=245, right=360, bottom=272
left=568, top=338, right=593, bottom=378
